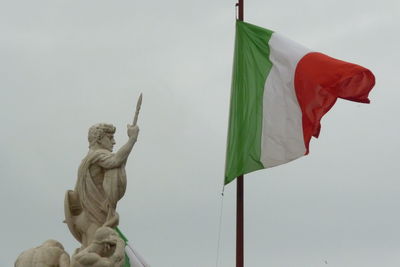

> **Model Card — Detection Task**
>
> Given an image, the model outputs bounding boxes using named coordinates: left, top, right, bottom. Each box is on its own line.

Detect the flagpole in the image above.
left=236, top=2, right=244, bottom=266
left=237, top=0, right=243, bottom=21
left=236, top=174, right=244, bottom=267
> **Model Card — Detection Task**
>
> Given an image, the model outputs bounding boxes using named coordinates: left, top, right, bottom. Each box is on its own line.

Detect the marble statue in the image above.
left=65, top=122, right=139, bottom=248
left=15, top=94, right=149, bottom=266
left=70, top=227, right=126, bottom=267
left=15, top=240, right=70, bottom=267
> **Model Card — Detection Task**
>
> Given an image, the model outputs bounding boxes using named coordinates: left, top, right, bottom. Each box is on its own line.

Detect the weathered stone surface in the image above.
left=15, top=240, right=70, bottom=267
left=70, top=227, right=126, bottom=267
left=15, top=94, right=145, bottom=266
left=65, top=123, right=139, bottom=248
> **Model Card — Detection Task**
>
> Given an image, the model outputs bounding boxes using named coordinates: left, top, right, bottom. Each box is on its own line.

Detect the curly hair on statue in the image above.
left=88, top=123, right=116, bottom=148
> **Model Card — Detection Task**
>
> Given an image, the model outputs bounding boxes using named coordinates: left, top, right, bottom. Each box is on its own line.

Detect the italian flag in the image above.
left=225, top=21, right=375, bottom=185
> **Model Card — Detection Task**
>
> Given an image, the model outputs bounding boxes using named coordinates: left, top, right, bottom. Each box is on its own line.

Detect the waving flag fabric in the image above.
left=225, top=21, right=375, bottom=185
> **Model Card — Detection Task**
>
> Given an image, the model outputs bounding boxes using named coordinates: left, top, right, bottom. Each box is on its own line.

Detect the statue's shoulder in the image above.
left=84, top=149, right=112, bottom=163
left=87, top=148, right=111, bottom=156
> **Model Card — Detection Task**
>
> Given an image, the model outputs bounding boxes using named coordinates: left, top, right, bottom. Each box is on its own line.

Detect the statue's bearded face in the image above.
left=99, top=133, right=115, bottom=152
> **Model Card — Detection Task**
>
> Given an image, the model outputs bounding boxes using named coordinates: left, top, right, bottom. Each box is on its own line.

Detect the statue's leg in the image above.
left=74, top=211, right=99, bottom=249
left=83, top=222, right=101, bottom=248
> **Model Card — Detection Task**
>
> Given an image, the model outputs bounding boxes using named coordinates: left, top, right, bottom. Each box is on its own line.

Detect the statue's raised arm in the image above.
left=105, top=93, right=142, bottom=167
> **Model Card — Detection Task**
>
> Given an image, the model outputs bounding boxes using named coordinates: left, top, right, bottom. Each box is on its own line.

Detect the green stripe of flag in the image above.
left=224, top=21, right=274, bottom=185
left=116, top=227, right=128, bottom=242
left=115, top=227, right=130, bottom=267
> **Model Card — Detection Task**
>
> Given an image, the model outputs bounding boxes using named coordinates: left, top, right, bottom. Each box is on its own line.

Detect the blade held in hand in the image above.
left=133, top=93, right=142, bottom=126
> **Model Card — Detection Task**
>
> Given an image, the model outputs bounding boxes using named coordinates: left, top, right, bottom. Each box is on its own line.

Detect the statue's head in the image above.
left=88, top=123, right=116, bottom=151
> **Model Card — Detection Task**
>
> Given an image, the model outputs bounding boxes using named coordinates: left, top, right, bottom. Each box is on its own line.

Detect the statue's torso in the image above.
left=89, top=163, right=106, bottom=194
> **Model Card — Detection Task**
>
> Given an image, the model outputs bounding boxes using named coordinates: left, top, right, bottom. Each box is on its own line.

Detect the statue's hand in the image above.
left=127, top=124, right=139, bottom=139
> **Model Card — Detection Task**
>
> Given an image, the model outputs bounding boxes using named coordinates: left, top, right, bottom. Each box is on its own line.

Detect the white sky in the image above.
left=1, top=0, right=399, bottom=266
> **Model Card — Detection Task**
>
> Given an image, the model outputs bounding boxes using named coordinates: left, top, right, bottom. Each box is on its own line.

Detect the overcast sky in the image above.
left=1, top=0, right=399, bottom=266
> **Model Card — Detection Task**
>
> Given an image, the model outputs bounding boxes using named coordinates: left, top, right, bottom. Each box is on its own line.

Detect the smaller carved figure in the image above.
left=15, top=240, right=70, bottom=267
left=70, top=227, right=126, bottom=267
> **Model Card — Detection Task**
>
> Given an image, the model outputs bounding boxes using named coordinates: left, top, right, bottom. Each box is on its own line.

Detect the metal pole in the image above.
left=236, top=175, right=244, bottom=267
left=237, top=0, right=243, bottom=21
left=236, top=2, right=244, bottom=266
